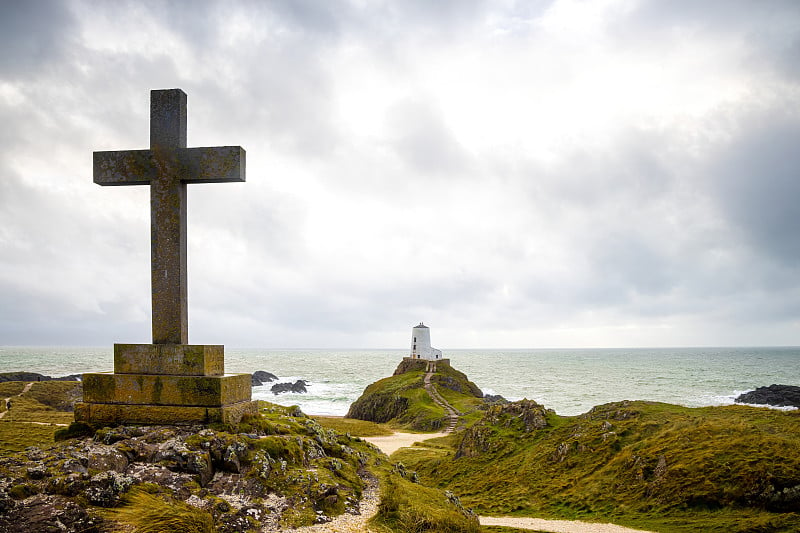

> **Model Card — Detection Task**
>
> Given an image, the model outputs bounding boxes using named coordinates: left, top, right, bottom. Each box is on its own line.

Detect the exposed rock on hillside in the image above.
left=456, top=400, right=551, bottom=458
left=0, top=405, right=380, bottom=532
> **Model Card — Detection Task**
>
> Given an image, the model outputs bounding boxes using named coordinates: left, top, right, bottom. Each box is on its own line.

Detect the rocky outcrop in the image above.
left=347, top=393, right=410, bottom=423
left=251, top=371, right=278, bottom=387
left=456, top=400, right=551, bottom=458
left=393, top=358, right=428, bottom=375
left=0, top=372, right=81, bottom=382
left=271, top=380, right=308, bottom=394
left=0, top=407, right=378, bottom=532
left=736, top=385, right=800, bottom=408
left=483, top=394, right=507, bottom=404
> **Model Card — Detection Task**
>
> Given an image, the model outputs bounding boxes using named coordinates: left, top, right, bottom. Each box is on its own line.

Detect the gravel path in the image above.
left=287, top=475, right=381, bottom=533
left=479, top=516, right=654, bottom=532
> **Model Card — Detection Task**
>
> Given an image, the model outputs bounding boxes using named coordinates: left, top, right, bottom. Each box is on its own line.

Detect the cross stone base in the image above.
left=75, top=344, right=257, bottom=426
left=74, top=400, right=257, bottom=426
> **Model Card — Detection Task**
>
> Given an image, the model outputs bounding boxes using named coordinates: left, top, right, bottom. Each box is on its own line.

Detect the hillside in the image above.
left=0, top=379, right=481, bottom=533
left=394, top=399, right=800, bottom=532
left=346, top=359, right=485, bottom=431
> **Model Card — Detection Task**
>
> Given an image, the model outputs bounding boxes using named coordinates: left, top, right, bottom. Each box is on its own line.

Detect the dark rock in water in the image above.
left=735, top=385, right=800, bottom=408
left=251, top=370, right=279, bottom=387
left=0, top=372, right=81, bottom=382
left=271, top=380, right=308, bottom=395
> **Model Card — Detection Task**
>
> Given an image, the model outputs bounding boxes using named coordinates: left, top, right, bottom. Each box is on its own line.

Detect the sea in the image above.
left=1, top=346, right=798, bottom=417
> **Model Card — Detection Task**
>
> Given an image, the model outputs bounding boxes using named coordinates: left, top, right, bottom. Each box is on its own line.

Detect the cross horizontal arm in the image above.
left=182, top=146, right=246, bottom=183
left=94, top=150, right=155, bottom=185
left=94, top=146, right=246, bottom=186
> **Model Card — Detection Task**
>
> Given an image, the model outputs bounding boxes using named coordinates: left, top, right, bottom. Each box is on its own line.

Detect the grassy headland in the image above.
left=346, top=358, right=485, bottom=431
left=394, top=399, right=800, bottom=532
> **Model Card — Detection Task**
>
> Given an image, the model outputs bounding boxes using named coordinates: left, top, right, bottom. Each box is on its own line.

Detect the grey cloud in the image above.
left=0, top=0, right=77, bottom=79
left=618, top=0, right=800, bottom=79
left=710, top=113, right=800, bottom=266
left=622, top=0, right=800, bottom=34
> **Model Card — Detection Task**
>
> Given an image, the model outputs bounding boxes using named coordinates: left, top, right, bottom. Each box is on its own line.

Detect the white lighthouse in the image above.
left=410, top=322, right=443, bottom=360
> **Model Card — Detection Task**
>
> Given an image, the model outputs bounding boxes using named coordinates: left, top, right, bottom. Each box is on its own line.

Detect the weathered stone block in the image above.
left=82, top=372, right=251, bottom=406
left=74, top=400, right=258, bottom=426
left=113, top=344, right=224, bottom=376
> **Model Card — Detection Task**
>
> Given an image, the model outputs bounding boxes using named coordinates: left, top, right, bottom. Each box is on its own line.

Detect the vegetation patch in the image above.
left=370, top=466, right=481, bottom=533
left=101, top=489, right=215, bottom=533
left=312, top=416, right=394, bottom=437
left=347, top=361, right=484, bottom=431
left=397, top=399, right=800, bottom=532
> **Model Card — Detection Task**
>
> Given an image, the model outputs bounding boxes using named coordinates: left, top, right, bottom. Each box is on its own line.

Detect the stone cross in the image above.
left=93, top=89, right=245, bottom=345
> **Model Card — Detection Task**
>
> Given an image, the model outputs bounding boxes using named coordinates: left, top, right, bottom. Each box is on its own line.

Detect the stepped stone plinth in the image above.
left=75, top=344, right=257, bottom=425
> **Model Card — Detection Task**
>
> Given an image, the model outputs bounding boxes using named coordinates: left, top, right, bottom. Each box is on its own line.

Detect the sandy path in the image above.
left=362, top=431, right=448, bottom=456
left=479, top=516, right=654, bottom=532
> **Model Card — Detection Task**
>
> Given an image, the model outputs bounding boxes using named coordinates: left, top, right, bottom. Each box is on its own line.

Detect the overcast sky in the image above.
left=1, top=0, right=799, bottom=349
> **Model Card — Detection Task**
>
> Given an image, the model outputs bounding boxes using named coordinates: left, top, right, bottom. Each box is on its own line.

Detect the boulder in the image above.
left=736, top=385, right=800, bottom=408
left=271, top=380, right=309, bottom=395
left=252, top=370, right=278, bottom=386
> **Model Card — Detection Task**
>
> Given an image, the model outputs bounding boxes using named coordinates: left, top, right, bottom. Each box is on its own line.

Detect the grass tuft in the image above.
left=101, top=489, right=215, bottom=533
left=371, top=470, right=481, bottom=533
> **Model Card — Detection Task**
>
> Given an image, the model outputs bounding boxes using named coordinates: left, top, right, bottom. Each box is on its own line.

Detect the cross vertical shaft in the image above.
left=150, top=89, right=188, bottom=344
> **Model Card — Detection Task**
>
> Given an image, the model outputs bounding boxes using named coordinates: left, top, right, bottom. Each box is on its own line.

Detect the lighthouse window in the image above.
left=413, top=337, right=416, bottom=342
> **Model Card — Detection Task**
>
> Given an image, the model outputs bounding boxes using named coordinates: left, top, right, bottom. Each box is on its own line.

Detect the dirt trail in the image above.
left=479, top=516, right=654, bottom=532
left=288, top=475, right=380, bottom=533
left=423, top=362, right=460, bottom=433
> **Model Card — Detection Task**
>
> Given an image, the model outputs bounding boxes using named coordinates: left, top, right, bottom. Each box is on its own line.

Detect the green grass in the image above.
left=313, top=415, right=394, bottom=436
left=397, top=400, right=800, bottom=533
left=0, top=421, right=65, bottom=454
left=0, top=382, right=26, bottom=398
left=25, top=381, right=81, bottom=411
left=370, top=468, right=481, bottom=533
left=0, top=380, right=79, bottom=454
left=101, top=489, right=215, bottom=532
